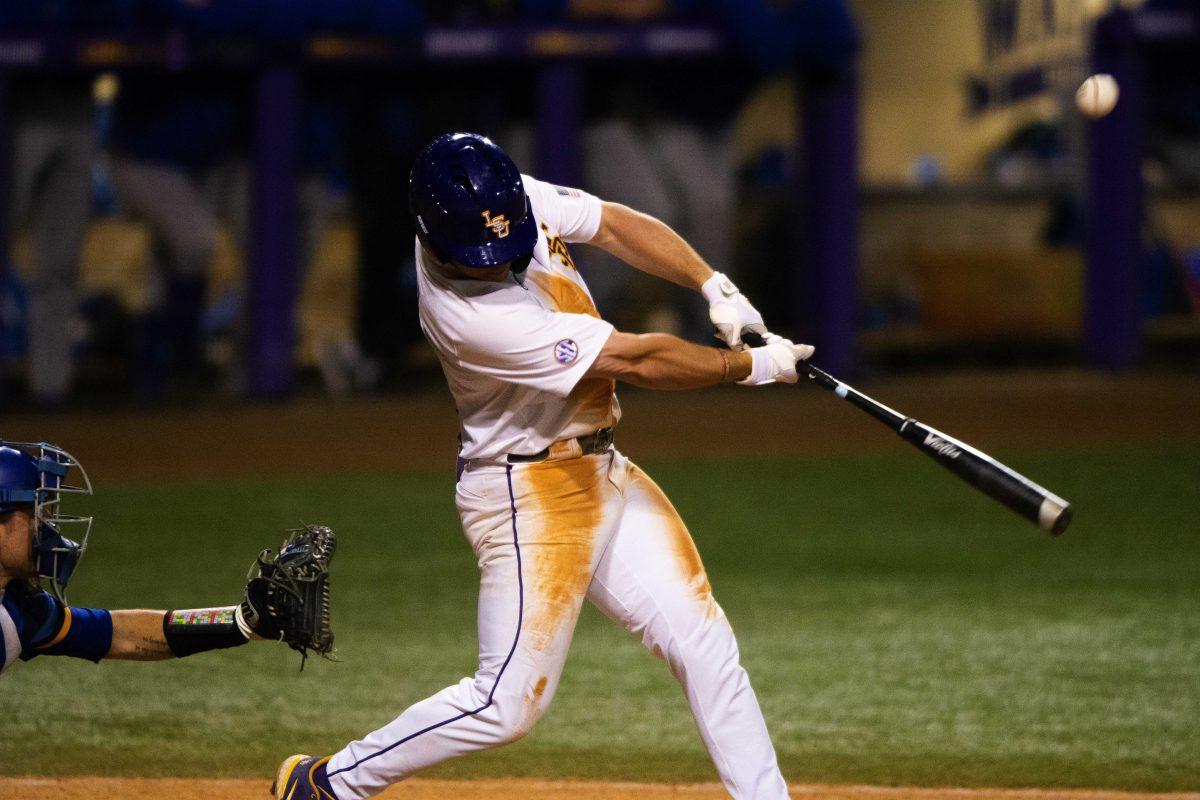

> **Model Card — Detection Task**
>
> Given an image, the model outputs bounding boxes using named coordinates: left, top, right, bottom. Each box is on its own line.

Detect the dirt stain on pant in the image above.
left=629, top=464, right=719, bottom=617
left=517, top=457, right=609, bottom=653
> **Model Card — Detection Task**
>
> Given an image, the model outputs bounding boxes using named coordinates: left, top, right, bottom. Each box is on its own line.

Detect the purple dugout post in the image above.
left=1083, top=8, right=1144, bottom=369
left=248, top=64, right=301, bottom=398
left=536, top=62, right=581, bottom=188
left=796, top=60, right=860, bottom=377
left=0, top=74, right=9, bottom=285
left=0, top=75, right=9, bottom=408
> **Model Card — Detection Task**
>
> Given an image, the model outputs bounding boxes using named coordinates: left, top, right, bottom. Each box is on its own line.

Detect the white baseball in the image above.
left=1075, top=74, right=1120, bottom=119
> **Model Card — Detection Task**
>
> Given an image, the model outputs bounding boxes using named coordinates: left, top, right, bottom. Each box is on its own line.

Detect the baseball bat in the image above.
left=800, top=362, right=1073, bottom=535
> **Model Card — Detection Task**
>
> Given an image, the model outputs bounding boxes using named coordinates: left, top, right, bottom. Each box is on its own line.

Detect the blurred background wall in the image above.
left=0, top=0, right=1196, bottom=411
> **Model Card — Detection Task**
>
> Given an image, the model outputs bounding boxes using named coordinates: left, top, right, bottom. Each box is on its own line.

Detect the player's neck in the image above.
left=456, top=264, right=511, bottom=282
left=423, top=245, right=511, bottom=283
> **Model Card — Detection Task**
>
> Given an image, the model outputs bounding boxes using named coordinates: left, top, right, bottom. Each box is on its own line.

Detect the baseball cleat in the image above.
left=271, top=754, right=337, bottom=800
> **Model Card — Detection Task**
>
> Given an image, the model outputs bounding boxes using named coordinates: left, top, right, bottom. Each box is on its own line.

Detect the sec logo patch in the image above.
left=554, top=339, right=579, bottom=364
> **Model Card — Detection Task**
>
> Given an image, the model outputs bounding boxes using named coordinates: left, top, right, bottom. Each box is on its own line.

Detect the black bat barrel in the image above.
left=800, top=361, right=1072, bottom=535
left=897, top=419, right=1072, bottom=535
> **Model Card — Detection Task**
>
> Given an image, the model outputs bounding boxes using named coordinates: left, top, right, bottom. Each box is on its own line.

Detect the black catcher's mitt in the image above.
left=240, top=524, right=336, bottom=668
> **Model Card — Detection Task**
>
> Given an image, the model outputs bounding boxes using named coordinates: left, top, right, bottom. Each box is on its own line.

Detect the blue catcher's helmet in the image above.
left=0, top=442, right=92, bottom=601
left=410, top=132, right=538, bottom=270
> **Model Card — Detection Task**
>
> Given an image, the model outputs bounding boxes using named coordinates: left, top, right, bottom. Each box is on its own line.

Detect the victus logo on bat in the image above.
left=923, top=432, right=962, bottom=459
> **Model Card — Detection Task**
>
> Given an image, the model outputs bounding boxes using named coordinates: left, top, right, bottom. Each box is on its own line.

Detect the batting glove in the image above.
left=703, top=272, right=770, bottom=351
left=740, top=335, right=815, bottom=386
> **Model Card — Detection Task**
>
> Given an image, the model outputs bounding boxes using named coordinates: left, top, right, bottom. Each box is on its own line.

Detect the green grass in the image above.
left=1, top=445, right=1197, bottom=790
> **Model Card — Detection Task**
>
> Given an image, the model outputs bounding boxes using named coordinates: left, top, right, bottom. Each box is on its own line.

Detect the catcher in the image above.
left=0, top=440, right=336, bottom=675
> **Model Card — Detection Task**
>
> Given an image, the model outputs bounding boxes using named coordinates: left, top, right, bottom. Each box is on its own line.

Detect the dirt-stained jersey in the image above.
left=417, top=175, right=621, bottom=462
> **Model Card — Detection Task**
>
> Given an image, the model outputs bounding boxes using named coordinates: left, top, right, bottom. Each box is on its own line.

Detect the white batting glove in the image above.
left=702, top=272, right=769, bottom=351
left=739, top=336, right=815, bottom=386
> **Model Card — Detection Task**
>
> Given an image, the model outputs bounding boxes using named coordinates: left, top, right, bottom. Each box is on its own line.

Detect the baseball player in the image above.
left=274, top=132, right=810, bottom=800
left=0, top=441, right=335, bottom=677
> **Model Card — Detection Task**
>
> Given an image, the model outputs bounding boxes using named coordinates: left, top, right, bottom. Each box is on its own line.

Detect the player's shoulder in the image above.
left=520, top=173, right=544, bottom=195
left=1, top=583, right=55, bottom=633
left=522, top=174, right=584, bottom=208
left=521, top=173, right=548, bottom=211
left=0, top=584, right=41, bottom=674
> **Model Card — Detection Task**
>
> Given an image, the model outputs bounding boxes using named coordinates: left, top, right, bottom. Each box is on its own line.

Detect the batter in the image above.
left=273, top=132, right=812, bottom=800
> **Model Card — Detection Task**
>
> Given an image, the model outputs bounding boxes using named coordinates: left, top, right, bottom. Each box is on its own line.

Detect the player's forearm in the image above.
left=588, top=332, right=751, bottom=389
left=107, top=606, right=256, bottom=661
left=589, top=201, right=714, bottom=291
left=107, top=609, right=175, bottom=660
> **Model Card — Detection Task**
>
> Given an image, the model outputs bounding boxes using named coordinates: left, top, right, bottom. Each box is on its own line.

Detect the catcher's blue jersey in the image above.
left=0, top=585, right=112, bottom=676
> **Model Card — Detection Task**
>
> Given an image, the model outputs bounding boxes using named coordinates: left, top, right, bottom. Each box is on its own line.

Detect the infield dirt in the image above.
left=3, top=778, right=1199, bottom=800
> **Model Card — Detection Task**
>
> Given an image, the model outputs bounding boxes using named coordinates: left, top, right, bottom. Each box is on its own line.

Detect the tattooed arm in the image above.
left=5, top=585, right=257, bottom=663
left=106, top=610, right=175, bottom=660
left=105, top=607, right=260, bottom=661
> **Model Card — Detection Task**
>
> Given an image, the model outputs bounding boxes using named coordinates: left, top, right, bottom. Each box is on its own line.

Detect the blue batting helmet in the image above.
left=0, top=442, right=92, bottom=602
left=409, top=132, right=538, bottom=270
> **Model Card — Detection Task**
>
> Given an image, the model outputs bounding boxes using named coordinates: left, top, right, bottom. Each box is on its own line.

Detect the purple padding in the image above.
left=1084, top=9, right=1144, bottom=369
left=248, top=65, right=301, bottom=398
left=0, top=76, right=10, bottom=289
left=0, top=75, right=10, bottom=407
left=796, top=61, right=859, bottom=376
left=536, top=63, right=580, bottom=187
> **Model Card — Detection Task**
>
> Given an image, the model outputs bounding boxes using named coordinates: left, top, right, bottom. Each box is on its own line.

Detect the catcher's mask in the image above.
left=0, top=442, right=92, bottom=602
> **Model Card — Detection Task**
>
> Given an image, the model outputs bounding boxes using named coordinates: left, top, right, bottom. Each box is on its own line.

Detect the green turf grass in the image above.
left=1, top=445, right=1196, bottom=790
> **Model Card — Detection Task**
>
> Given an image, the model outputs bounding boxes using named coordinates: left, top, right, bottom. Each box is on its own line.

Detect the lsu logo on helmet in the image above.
left=481, top=210, right=510, bottom=239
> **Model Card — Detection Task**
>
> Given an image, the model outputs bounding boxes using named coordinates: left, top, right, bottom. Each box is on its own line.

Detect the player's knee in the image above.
left=486, top=683, right=553, bottom=745
left=666, top=614, right=740, bottom=675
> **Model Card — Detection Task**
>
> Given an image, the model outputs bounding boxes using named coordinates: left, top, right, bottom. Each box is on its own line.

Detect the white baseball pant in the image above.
left=326, top=446, right=789, bottom=800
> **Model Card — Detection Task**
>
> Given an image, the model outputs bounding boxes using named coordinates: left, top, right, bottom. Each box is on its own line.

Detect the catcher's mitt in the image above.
left=240, top=523, right=337, bottom=668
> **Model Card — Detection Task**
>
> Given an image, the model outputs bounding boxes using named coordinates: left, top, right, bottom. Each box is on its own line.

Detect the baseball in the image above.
left=1076, top=73, right=1120, bottom=118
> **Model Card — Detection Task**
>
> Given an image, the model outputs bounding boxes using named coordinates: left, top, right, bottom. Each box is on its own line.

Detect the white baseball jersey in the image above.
left=416, top=175, right=620, bottom=462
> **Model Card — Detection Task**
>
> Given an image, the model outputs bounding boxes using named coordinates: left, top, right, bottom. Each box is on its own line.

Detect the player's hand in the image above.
left=702, top=272, right=769, bottom=351
left=739, top=336, right=814, bottom=386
